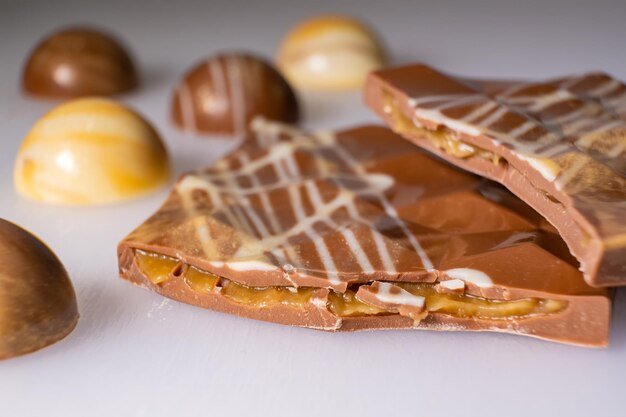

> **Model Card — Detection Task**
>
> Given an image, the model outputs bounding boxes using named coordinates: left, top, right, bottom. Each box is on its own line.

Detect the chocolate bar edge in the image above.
left=117, top=243, right=611, bottom=347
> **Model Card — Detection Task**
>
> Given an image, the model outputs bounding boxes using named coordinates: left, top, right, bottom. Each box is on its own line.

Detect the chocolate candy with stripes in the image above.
left=365, top=64, right=626, bottom=287
left=117, top=119, right=610, bottom=346
left=171, top=53, right=299, bottom=136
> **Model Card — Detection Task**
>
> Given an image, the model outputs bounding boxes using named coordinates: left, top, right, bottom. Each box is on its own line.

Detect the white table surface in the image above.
left=1, top=1, right=626, bottom=416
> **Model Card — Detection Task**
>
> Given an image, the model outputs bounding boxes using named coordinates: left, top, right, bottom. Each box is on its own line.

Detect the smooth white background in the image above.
left=1, top=1, right=625, bottom=416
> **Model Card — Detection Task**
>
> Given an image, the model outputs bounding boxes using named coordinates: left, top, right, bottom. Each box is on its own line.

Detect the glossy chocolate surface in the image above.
left=14, top=98, right=170, bottom=206
left=118, top=120, right=610, bottom=346
left=277, top=15, right=387, bottom=91
left=171, top=53, right=299, bottom=136
left=0, top=219, right=78, bottom=359
left=22, top=27, right=138, bottom=98
left=365, top=64, right=626, bottom=287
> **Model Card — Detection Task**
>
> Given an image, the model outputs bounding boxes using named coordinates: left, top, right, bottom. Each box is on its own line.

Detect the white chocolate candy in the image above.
left=14, top=98, right=170, bottom=205
left=277, top=15, right=387, bottom=91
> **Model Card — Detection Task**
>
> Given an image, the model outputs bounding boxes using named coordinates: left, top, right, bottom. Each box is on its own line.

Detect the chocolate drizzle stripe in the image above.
left=302, top=181, right=375, bottom=273
left=207, top=58, right=228, bottom=115
left=507, top=121, right=539, bottom=140
left=553, top=105, right=600, bottom=126
left=225, top=57, right=245, bottom=136
left=239, top=152, right=281, bottom=234
left=373, top=282, right=425, bottom=308
left=282, top=152, right=341, bottom=283
left=177, top=82, right=196, bottom=132
left=445, top=268, right=493, bottom=288
left=410, top=94, right=484, bottom=107
left=460, top=101, right=499, bottom=123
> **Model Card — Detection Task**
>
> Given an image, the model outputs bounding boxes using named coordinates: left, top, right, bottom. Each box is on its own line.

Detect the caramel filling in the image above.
left=399, top=283, right=563, bottom=318
left=382, top=93, right=502, bottom=165
left=328, top=290, right=388, bottom=316
left=135, top=250, right=567, bottom=320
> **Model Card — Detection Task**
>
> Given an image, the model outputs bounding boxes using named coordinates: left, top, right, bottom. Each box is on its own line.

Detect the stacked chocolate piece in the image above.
left=365, top=64, right=626, bottom=288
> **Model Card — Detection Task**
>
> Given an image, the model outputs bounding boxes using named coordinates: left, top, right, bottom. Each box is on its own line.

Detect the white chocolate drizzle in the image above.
left=444, top=268, right=493, bottom=288
left=372, top=282, right=425, bottom=308
left=173, top=119, right=433, bottom=287
left=207, top=58, right=229, bottom=114
left=438, top=279, right=465, bottom=291
left=407, top=71, right=626, bottom=187
left=177, top=82, right=196, bottom=132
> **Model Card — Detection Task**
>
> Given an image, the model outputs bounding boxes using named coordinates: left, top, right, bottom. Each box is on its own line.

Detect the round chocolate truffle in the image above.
left=0, top=218, right=79, bottom=360
left=22, top=27, right=138, bottom=98
left=171, top=53, right=299, bottom=136
left=277, top=16, right=387, bottom=91
left=14, top=98, right=170, bottom=206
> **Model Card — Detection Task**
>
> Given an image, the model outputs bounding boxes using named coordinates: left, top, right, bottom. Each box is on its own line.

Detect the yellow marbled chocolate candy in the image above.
left=277, top=15, right=387, bottom=91
left=14, top=98, right=170, bottom=205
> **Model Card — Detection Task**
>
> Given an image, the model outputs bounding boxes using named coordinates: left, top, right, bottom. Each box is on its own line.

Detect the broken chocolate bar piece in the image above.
left=117, top=119, right=610, bottom=346
left=365, top=64, right=626, bottom=287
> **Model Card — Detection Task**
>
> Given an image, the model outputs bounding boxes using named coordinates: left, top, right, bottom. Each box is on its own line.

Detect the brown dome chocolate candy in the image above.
left=0, top=219, right=79, bottom=359
left=22, top=26, right=138, bottom=98
left=171, top=53, right=299, bottom=136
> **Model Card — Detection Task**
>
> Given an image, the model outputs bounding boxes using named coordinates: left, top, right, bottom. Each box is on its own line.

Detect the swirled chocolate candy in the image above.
left=277, top=15, right=387, bottom=91
left=171, top=53, right=299, bottom=136
left=365, top=64, right=626, bottom=287
left=22, top=27, right=138, bottom=98
left=14, top=98, right=170, bottom=206
left=0, top=219, right=78, bottom=359
left=118, top=119, right=610, bottom=346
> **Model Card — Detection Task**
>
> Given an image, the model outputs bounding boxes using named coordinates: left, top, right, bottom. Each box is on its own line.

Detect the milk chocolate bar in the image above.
left=117, top=119, right=610, bottom=346
left=365, top=64, right=626, bottom=287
